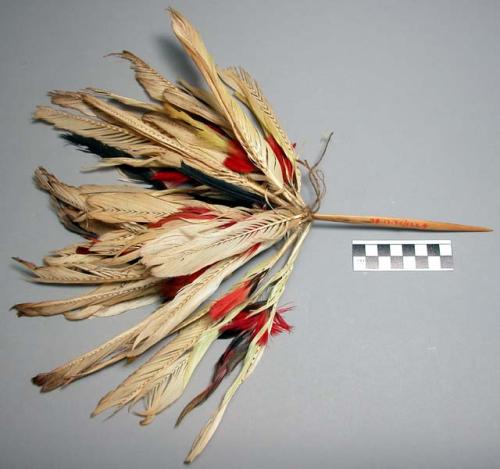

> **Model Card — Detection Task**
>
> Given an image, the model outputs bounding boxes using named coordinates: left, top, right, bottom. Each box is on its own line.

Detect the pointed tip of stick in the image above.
left=444, top=224, right=493, bottom=232
left=449, top=224, right=493, bottom=232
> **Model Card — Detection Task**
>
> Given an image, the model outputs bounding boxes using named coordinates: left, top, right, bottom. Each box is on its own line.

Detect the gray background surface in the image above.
left=1, top=1, right=499, bottom=468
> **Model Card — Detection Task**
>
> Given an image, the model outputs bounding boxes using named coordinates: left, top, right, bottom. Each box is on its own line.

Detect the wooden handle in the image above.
left=312, top=213, right=492, bottom=232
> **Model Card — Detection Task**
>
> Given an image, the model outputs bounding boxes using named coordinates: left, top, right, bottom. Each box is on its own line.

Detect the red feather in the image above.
left=265, top=134, right=293, bottom=184
left=220, top=305, right=293, bottom=345
left=220, top=309, right=265, bottom=334
left=149, top=207, right=216, bottom=228
left=160, top=265, right=211, bottom=301
left=223, top=140, right=257, bottom=174
left=244, top=242, right=261, bottom=257
left=270, top=307, right=293, bottom=335
left=151, top=170, right=191, bottom=185
left=219, top=220, right=236, bottom=229
left=75, top=238, right=99, bottom=254
left=209, top=279, right=253, bottom=320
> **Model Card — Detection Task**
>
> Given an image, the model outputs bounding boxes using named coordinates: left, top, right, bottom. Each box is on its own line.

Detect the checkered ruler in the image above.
left=352, top=240, right=454, bottom=271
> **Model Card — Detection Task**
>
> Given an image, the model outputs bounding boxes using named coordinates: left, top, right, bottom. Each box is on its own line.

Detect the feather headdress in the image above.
left=14, top=9, right=490, bottom=463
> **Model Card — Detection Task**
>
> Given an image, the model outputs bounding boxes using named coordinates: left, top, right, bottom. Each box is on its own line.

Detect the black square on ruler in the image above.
left=441, top=256, right=453, bottom=269
left=352, top=244, right=365, bottom=256
left=391, top=256, right=403, bottom=269
left=415, top=256, right=428, bottom=269
left=403, top=244, right=415, bottom=256
left=378, top=244, right=390, bottom=256
left=427, top=244, right=440, bottom=256
left=365, top=256, right=379, bottom=269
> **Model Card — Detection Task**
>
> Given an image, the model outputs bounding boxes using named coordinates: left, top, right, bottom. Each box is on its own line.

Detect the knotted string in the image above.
left=301, top=132, right=333, bottom=214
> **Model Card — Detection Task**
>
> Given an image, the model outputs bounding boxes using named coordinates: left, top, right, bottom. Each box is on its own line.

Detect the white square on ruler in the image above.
left=440, top=244, right=452, bottom=256
left=365, top=244, right=378, bottom=256
left=415, top=244, right=428, bottom=256
left=379, top=256, right=391, bottom=270
left=403, top=256, right=416, bottom=270
left=353, top=256, right=366, bottom=271
left=428, top=256, right=441, bottom=270
left=390, top=244, right=403, bottom=256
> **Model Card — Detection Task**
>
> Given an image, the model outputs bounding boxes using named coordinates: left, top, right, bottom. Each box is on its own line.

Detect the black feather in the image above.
left=60, top=133, right=165, bottom=188
left=175, top=332, right=251, bottom=426
left=60, top=134, right=267, bottom=203
left=180, top=162, right=265, bottom=206
left=120, top=166, right=165, bottom=189
left=60, top=133, right=130, bottom=159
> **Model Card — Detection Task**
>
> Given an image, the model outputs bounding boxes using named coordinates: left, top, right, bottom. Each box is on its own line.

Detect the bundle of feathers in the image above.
left=14, top=8, right=490, bottom=463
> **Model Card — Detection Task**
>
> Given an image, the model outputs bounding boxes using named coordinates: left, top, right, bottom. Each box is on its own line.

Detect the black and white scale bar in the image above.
left=352, top=240, right=453, bottom=271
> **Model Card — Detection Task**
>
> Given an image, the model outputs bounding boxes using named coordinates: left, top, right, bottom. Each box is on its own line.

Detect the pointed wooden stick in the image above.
left=312, top=213, right=492, bottom=232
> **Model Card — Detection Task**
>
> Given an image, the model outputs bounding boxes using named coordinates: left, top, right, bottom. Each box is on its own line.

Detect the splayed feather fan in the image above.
left=14, top=8, right=491, bottom=463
